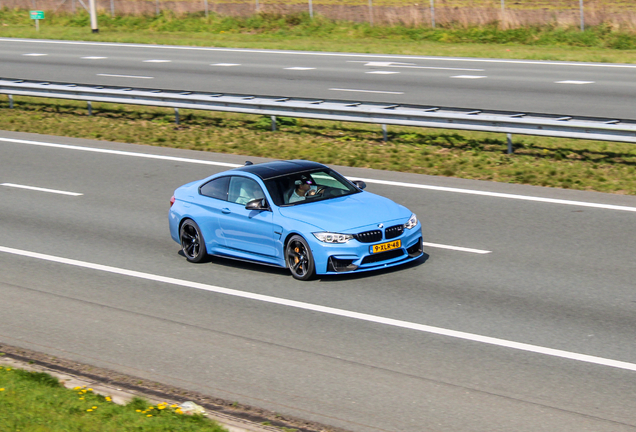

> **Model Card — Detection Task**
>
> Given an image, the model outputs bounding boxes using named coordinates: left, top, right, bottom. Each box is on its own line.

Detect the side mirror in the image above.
left=245, top=198, right=269, bottom=211
left=352, top=180, right=366, bottom=190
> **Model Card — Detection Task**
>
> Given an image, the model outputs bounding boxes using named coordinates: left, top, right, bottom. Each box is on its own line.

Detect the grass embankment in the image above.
left=0, top=364, right=228, bottom=431
left=2, top=8, right=636, bottom=62
left=1, top=10, right=636, bottom=194
left=3, top=98, right=636, bottom=194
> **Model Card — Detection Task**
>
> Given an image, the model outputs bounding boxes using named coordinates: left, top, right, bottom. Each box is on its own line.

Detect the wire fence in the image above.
left=3, top=0, right=636, bottom=29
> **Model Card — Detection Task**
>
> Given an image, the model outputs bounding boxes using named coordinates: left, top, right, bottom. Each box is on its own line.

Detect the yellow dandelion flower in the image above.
left=146, top=414, right=153, bottom=417
left=79, top=397, right=85, bottom=400
left=105, top=397, right=112, bottom=402
left=92, top=406, right=97, bottom=409
left=0, top=388, right=5, bottom=391
left=73, top=386, right=81, bottom=390
left=176, top=409, right=183, bottom=414
left=87, top=388, right=93, bottom=392
left=5, top=368, right=11, bottom=371
left=136, top=410, right=142, bottom=413
left=87, top=409, right=93, bottom=412
left=158, top=406, right=166, bottom=410
left=170, top=404, right=177, bottom=408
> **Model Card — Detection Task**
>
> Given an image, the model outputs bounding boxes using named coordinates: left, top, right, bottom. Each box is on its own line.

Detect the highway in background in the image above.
left=1, top=38, right=636, bottom=119
left=2, top=131, right=636, bottom=431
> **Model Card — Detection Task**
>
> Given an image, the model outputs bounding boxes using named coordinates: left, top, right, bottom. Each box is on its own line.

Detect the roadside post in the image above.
left=29, top=10, right=44, bottom=32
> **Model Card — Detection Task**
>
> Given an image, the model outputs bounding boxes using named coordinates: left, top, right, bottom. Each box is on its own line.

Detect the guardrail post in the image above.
left=8, top=95, right=14, bottom=109
left=175, top=108, right=180, bottom=125
left=87, top=101, right=92, bottom=116
left=271, top=116, right=277, bottom=131
left=382, top=124, right=388, bottom=142
left=507, top=133, right=513, bottom=154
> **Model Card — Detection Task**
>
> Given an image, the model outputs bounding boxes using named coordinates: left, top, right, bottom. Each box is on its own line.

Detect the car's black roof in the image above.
left=234, top=160, right=328, bottom=180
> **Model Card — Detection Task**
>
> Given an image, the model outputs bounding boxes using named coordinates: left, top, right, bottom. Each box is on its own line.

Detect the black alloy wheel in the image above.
left=180, top=219, right=207, bottom=263
left=286, top=235, right=315, bottom=281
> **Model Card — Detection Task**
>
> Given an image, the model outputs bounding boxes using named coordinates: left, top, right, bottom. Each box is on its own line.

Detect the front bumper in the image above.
left=310, top=223, right=424, bottom=275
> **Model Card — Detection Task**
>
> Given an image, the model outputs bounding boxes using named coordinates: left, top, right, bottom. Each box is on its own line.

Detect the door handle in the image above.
left=222, top=208, right=231, bottom=214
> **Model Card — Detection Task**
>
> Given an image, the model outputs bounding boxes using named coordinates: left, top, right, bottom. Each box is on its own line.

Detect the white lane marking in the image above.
left=1, top=244, right=635, bottom=373
left=555, top=80, right=595, bottom=85
left=358, top=61, right=484, bottom=72
left=82, top=56, right=107, bottom=60
left=366, top=71, right=400, bottom=75
left=2, top=136, right=636, bottom=213
left=422, top=242, right=491, bottom=254
left=329, top=88, right=404, bottom=94
left=6, top=39, right=636, bottom=69
left=452, top=75, right=487, bottom=79
left=23, top=53, right=47, bottom=56
left=96, top=74, right=154, bottom=79
left=143, top=59, right=172, bottom=63
left=211, top=63, right=241, bottom=67
left=362, top=61, right=416, bottom=67
left=1, top=183, right=82, bottom=196
left=284, top=67, right=315, bottom=70
left=350, top=177, right=636, bottom=213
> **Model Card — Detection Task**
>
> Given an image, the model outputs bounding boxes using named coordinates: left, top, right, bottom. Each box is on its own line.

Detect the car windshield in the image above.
left=264, top=169, right=360, bottom=206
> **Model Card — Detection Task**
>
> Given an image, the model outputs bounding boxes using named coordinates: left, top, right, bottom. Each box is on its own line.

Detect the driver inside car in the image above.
left=289, top=175, right=320, bottom=203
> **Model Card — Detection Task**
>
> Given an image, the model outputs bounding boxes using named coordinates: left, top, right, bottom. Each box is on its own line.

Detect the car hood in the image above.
left=278, top=192, right=411, bottom=232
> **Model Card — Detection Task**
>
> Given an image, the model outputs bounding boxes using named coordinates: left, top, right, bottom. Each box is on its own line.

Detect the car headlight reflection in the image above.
left=313, top=232, right=354, bottom=243
left=404, top=214, right=418, bottom=230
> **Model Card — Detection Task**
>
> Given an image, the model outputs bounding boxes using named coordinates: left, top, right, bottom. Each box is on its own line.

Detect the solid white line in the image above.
left=351, top=177, right=636, bottom=212
left=96, top=74, right=154, bottom=79
left=366, top=71, right=400, bottom=75
left=23, top=53, right=47, bottom=56
left=329, top=88, right=404, bottom=94
left=5, top=38, right=636, bottom=69
left=1, top=244, right=635, bottom=373
left=284, top=67, right=315, bottom=70
left=143, top=59, right=171, bottom=63
left=2, top=136, right=636, bottom=213
left=0, top=137, right=242, bottom=168
left=422, top=242, right=491, bottom=254
left=1, top=183, right=82, bottom=196
left=211, top=63, right=241, bottom=67
left=82, top=56, right=107, bottom=60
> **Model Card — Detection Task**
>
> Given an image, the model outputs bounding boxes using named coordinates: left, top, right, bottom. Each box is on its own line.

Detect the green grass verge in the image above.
left=0, top=364, right=228, bottom=431
left=1, top=9, right=636, bottom=63
left=3, top=97, right=636, bottom=195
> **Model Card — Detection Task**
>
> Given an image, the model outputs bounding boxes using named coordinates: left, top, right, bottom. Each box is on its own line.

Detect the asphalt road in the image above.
left=1, top=130, right=636, bottom=431
left=2, top=38, right=636, bottom=119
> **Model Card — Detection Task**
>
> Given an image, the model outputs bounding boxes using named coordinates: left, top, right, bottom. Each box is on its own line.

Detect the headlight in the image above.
left=313, top=232, right=354, bottom=243
left=404, top=214, right=418, bottom=230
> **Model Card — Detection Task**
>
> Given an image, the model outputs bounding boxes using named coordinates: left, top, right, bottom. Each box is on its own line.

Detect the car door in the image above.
left=195, top=176, right=230, bottom=253
left=217, top=176, right=280, bottom=257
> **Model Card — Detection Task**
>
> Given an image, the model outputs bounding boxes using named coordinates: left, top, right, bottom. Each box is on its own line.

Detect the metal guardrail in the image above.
left=2, top=78, right=636, bottom=146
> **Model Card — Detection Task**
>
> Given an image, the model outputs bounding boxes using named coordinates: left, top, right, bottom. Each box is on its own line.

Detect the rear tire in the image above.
left=286, top=235, right=315, bottom=281
left=180, top=219, right=207, bottom=263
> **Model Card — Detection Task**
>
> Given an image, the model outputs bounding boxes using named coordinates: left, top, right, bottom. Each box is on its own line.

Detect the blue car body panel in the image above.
left=169, top=160, right=423, bottom=276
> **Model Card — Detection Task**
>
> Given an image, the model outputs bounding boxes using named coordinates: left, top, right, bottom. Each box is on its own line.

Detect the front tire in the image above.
left=180, top=219, right=207, bottom=263
left=286, top=235, right=315, bottom=281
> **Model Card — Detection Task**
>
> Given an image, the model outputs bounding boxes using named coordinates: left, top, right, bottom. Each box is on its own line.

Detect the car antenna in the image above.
left=244, top=161, right=253, bottom=166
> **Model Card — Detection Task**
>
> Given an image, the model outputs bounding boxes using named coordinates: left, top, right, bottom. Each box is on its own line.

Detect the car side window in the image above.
left=199, top=176, right=230, bottom=200
left=228, top=177, right=265, bottom=206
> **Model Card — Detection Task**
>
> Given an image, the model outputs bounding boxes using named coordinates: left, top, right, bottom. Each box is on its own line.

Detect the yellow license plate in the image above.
left=371, top=240, right=401, bottom=254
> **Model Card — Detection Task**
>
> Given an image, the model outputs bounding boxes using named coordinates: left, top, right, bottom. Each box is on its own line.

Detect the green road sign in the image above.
left=30, top=11, right=45, bottom=20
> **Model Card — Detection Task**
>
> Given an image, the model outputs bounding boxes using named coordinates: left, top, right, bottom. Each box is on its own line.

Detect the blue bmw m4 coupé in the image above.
left=169, top=160, right=423, bottom=280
